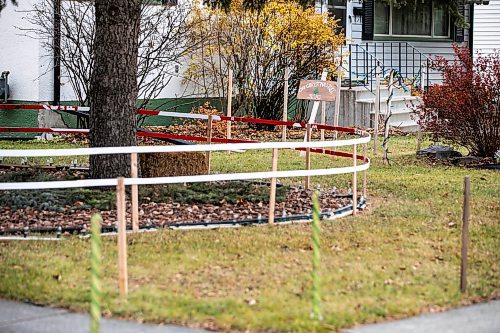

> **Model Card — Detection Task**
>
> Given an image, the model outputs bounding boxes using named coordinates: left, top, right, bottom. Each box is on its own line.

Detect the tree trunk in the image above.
left=89, top=0, right=141, bottom=179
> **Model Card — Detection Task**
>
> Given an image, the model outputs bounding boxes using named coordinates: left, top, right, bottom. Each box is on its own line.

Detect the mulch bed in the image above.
left=0, top=186, right=351, bottom=233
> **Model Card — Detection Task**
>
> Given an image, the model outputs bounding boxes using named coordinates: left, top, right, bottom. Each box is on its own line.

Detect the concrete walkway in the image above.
left=2, top=298, right=499, bottom=333
left=344, top=300, right=500, bottom=333
left=0, top=299, right=208, bottom=333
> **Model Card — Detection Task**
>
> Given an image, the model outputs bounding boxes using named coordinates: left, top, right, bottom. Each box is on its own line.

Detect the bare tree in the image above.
left=21, top=0, right=199, bottom=109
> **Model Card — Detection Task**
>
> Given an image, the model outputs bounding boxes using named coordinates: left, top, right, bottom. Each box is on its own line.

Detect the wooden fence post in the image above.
left=206, top=115, right=213, bottom=174
left=460, top=176, right=471, bottom=293
left=268, top=148, right=279, bottom=224
left=304, top=124, right=312, bottom=189
left=116, top=177, right=128, bottom=298
left=282, top=67, right=289, bottom=142
left=333, top=64, right=342, bottom=141
left=320, top=101, right=326, bottom=143
left=227, top=69, right=233, bottom=146
left=352, top=144, right=357, bottom=215
left=130, top=153, right=139, bottom=232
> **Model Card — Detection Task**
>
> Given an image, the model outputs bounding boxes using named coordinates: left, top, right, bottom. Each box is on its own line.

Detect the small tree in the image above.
left=416, top=46, right=500, bottom=157
left=184, top=0, right=344, bottom=124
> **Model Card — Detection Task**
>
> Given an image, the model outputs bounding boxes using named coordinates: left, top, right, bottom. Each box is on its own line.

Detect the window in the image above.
left=374, top=1, right=450, bottom=38
left=328, top=0, right=347, bottom=32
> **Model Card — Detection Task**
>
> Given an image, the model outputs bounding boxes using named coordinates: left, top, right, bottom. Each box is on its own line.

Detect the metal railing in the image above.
left=345, top=42, right=431, bottom=91
left=343, top=44, right=385, bottom=91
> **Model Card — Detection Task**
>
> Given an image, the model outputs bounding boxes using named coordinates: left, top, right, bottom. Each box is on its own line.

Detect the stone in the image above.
left=417, top=145, right=462, bottom=160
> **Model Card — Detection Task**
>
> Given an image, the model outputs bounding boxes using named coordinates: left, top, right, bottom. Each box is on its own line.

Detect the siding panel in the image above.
left=473, top=0, right=500, bottom=55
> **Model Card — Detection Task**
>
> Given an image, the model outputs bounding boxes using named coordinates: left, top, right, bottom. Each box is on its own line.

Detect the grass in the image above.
left=0, top=135, right=499, bottom=332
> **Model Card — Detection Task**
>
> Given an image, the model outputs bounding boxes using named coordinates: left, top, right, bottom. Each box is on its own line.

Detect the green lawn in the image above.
left=0, top=135, right=498, bottom=332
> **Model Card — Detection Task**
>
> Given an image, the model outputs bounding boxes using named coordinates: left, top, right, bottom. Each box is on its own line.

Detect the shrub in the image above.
left=184, top=0, right=344, bottom=125
left=416, top=46, right=500, bottom=157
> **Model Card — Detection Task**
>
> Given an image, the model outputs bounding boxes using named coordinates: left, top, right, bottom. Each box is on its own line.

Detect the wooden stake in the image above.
left=130, top=153, right=139, bottom=232
left=320, top=101, right=326, bottom=143
left=116, top=177, right=128, bottom=298
left=226, top=69, right=233, bottom=146
left=282, top=67, right=289, bottom=142
left=304, top=124, right=312, bottom=189
left=268, top=148, right=279, bottom=224
left=460, top=176, right=471, bottom=293
left=333, top=65, right=342, bottom=140
left=206, top=115, right=213, bottom=174
left=374, top=66, right=381, bottom=155
left=352, top=144, right=357, bottom=216
left=362, top=143, right=367, bottom=199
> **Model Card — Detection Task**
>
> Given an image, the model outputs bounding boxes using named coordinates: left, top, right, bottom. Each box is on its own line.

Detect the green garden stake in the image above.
left=90, top=214, right=103, bottom=333
left=311, top=191, right=323, bottom=321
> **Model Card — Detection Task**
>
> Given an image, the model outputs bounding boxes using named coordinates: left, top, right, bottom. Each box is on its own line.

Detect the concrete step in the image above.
left=356, top=96, right=419, bottom=104
left=389, top=119, right=418, bottom=131
left=355, top=87, right=412, bottom=100
left=371, top=107, right=416, bottom=115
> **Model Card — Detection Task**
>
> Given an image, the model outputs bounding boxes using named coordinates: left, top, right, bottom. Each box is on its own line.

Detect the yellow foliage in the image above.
left=184, top=1, right=345, bottom=119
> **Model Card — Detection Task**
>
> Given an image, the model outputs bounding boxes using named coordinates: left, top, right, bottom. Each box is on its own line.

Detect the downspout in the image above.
left=53, top=0, right=61, bottom=105
left=469, top=4, right=474, bottom=58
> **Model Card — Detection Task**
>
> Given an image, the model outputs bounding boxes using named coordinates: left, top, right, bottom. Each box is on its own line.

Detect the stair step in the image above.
left=356, top=96, right=419, bottom=104
left=388, top=120, right=418, bottom=128
left=370, top=108, right=415, bottom=115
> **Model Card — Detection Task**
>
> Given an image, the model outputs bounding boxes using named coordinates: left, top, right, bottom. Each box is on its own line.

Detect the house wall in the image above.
left=0, top=0, right=191, bottom=104
left=0, top=0, right=54, bottom=103
left=473, top=0, right=500, bottom=56
left=348, top=2, right=470, bottom=85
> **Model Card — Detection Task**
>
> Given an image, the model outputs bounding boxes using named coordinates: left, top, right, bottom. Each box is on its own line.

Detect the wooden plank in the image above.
left=116, top=177, right=128, bottom=298
left=268, top=148, right=279, bottom=224
left=320, top=101, right=326, bottom=143
left=130, top=153, right=139, bottom=232
left=282, top=67, right=289, bottom=142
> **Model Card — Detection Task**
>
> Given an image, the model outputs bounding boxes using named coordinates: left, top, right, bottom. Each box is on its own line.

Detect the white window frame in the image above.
left=374, top=1, right=451, bottom=39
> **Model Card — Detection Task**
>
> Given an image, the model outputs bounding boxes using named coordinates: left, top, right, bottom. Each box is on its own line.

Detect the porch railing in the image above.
left=344, top=42, right=431, bottom=91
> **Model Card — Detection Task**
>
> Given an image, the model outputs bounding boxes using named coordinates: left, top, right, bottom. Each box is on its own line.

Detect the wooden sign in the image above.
left=297, top=80, right=337, bottom=101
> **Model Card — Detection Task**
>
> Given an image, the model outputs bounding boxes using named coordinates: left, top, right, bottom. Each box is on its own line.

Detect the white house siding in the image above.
left=0, top=0, right=192, bottom=103
left=0, top=0, right=54, bottom=102
left=473, top=0, right=500, bottom=56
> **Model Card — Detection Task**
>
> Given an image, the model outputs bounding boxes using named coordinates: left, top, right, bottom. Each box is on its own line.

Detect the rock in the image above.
left=452, top=156, right=480, bottom=166
left=417, top=145, right=462, bottom=160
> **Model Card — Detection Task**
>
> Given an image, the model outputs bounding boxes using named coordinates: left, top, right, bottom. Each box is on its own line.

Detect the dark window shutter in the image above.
left=362, top=0, right=375, bottom=41
left=454, top=4, right=465, bottom=42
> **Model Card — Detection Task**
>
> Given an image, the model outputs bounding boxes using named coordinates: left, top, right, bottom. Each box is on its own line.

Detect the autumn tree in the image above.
left=185, top=0, right=344, bottom=123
